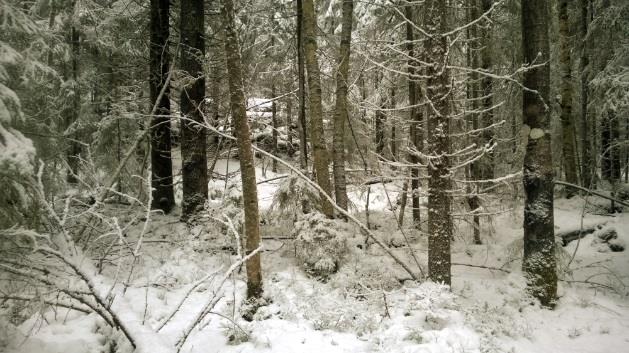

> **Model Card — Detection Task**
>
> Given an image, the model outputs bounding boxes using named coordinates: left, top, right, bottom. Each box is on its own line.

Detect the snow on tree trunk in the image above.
left=332, top=0, right=353, bottom=213
left=222, top=0, right=263, bottom=299
left=302, top=0, right=334, bottom=218
left=521, top=0, right=557, bottom=307
left=425, top=0, right=453, bottom=286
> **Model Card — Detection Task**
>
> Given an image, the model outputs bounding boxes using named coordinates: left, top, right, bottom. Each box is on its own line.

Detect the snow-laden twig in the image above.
left=175, top=246, right=263, bottom=351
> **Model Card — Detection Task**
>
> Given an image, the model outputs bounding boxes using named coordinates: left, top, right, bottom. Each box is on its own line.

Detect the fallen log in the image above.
left=558, top=223, right=605, bottom=246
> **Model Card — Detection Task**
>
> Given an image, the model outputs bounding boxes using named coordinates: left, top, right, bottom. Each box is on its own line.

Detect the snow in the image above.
left=4, top=162, right=629, bottom=353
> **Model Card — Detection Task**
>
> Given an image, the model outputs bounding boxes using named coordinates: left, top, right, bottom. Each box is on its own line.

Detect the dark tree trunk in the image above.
left=66, top=24, right=81, bottom=184
left=180, top=0, right=208, bottom=218
left=479, top=0, right=494, bottom=182
left=521, top=0, right=557, bottom=307
left=426, top=0, right=452, bottom=286
left=390, top=86, right=397, bottom=160
left=272, top=82, right=278, bottom=173
left=467, top=0, right=481, bottom=245
left=559, top=0, right=579, bottom=196
left=332, top=0, right=353, bottom=212
left=149, top=0, right=175, bottom=213
left=222, top=0, right=263, bottom=299
left=601, top=110, right=620, bottom=182
left=296, top=0, right=309, bottom=171
left=302, top=0, right=334, bottom=218
left=404, top=4, right=421, bottom=230
left=579, top=0, right=593, bottom=188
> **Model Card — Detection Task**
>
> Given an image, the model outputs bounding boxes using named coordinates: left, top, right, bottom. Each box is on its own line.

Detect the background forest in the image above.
left=1, top=0, right=628, bottom=352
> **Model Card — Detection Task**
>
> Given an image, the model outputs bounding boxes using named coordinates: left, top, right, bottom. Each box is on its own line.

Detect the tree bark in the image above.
left=66, top=21, right=81, bottom=184
left=579, top=0, right=593, bottom=188
left=296, top=0, right=309, bottom=171
left=559, top=0, right=579, bottom=196
left=467, top=0, right=482, bottom=245
left=521, top=0, right=557, bottom=307
left=180, top=0, right=208, bottom=218
left=404, top=4, right=421, bottom=230
left=332, top=0, right=353, bottom=213
left=149, top=0, right=175, bottom=213
left=221, top=0, right=263, bottom=299
left=302, top=0, right=334, bottom=217
left=425, top=0, right=452, bottom=286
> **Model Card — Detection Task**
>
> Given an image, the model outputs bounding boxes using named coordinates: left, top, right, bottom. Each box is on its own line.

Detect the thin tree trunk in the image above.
left=302, top=0, right=334, bottom=217
left=66, top=22, right=81, bottom=183
left=521, top=0, right=557, bottom=307
left=579, top=0, right=593, bottom=188
left=180, top=0, right=208, bottom=218
left=272, top=82, right=278, bottom=173
left=332, top=0, right=353, bottom=213
left=296, top=0, right=308, bottom=171
left=425, top=0, right=452, bottom=286
left=149, top=0, right=175, bottom=213
left=479, top=0, right=494, bottom=181
left=221, top=0, right=263, bottom=299
left=559, top=0, right=579, bottom=196
left=467, top=0, right=481, bottom=245
left=390, top=86, right=397, bottom=160
left=404, top=4, right=421, bottom=230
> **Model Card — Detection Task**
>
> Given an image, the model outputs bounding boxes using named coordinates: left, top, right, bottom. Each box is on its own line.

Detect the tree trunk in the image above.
left=579, top=0, right=593, bottom=188
left=425, top=0, right=452, bottom=286
left=221, top=0, right=263, bottom=299
left=149, top=0, right=175, bottom=213
left=467, top=0, right=481, bottom=245
left=296, top=0, right=309, bottom=171
left=559, top=0, right=579, bottom=196
left=180, top=0, right=208, bottom=218
left=272, top=82, right=278, bottom=173
left=302, top=0, right=334, bottom=217
left=521, top=0, right=557, bottom=307
left=404, top=4, right=421, bottom=230
left=390, top=86, right=397, bottom=160
left=479, top=0, right=494, bottom=182
left=332, top=0, right=353, bottom=213
left=66, top=23, right=81, bottom=184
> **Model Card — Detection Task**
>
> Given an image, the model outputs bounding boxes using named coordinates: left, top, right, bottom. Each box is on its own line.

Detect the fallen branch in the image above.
left=554, top=180, right=629, bottom=208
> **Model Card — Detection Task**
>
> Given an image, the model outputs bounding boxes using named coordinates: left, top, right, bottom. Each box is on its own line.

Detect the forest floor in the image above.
left=4, top=160, right=629, bottom=353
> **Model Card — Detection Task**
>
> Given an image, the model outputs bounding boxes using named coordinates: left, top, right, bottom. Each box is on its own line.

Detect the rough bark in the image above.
left=222, top=0, right=263, bottom=299
left=467, top=0, right=481, bottom=245
left=296, top=0, right=309, bottom=171
left=390, top=86, right=397, bottom=160
left=180, top=0, right=208, bottom=218
left=579, top=0, right=593, bottom=188
left=479, top=0, right=494, bottom=181
left=302, top=0, right=334, bottom=218
left=404, top=4, right=421, bottom=230
left=332, top=0, right=353, bottom=212
left=425, top=0, right=452, bottom=286
left=559, top=0, right=579, bottom=196
left=521, top=0, right=557, bottom=307
left=601, top=110, right=620, bottom=182
left=149, top=0, right=175, bottom=213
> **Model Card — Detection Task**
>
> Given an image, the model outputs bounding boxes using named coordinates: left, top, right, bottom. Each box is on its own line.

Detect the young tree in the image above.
left=404, top=4, right=422, bottom=229
left=221, top=0, right=263, bottom=299
left=332, top=0, right=354, bottom=212
left=302, top=0, right=334, bottom=218
left=179, top=0, right=208, bottom=218
left=149, top=0, right=175, bottom=213
left=521, top=0, right=557, bottom=307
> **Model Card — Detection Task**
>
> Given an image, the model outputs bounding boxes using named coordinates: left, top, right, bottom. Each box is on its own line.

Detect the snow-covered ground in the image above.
left=3, top=160, right=629, bottom=353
